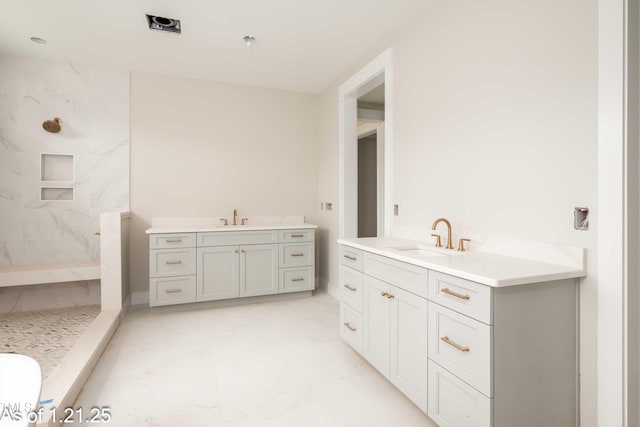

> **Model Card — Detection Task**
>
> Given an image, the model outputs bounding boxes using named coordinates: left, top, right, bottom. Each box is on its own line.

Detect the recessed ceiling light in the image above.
left=243, top=36, right=256, bottom=47
left=146, top=14, right=181, bottom=34
left=30, top=37, right=47, bottom=44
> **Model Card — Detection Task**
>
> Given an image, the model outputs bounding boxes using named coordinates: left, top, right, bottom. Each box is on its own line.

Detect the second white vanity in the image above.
left=146, top=218, right=316, bottom=307
left=338, top=236, right=585, bottom=427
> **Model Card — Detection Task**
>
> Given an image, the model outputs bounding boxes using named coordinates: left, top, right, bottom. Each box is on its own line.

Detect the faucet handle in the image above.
left=241, top=218, right=249, bottom=225
left=457, top=238, right=471, bottom=252
left=431, top=234, right=442, bottom=248
left=220, top=218, right=228, bottom=226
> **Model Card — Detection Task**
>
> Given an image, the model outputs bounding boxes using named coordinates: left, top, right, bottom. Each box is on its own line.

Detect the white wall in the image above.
left=0, top=55, right=129, bottom=266
left=129, top=72, right=320, bottom=296
left=317, top=0, right=597, bottom=423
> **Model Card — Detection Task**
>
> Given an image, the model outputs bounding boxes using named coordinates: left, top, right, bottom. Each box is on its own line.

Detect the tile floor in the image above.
left=0, top=304, right=100, bottom=378
left=74, top=293, right=436, bottom=427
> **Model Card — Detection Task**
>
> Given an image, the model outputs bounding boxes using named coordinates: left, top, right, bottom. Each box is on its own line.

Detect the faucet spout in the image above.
left=233, top=209, right=238, bottom=226
left=432, top=217, right=454, bottom=250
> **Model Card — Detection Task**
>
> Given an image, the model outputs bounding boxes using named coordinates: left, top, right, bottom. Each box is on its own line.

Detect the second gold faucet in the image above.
left=432, top=217, right=454, bottom=249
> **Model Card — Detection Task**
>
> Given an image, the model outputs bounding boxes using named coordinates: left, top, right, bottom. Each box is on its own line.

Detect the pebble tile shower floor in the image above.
left=0, top=305, right=100, bottom=378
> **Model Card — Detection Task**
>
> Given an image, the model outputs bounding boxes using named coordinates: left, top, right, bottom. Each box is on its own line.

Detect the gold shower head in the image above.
left=42, top=117, right=61, bottom=133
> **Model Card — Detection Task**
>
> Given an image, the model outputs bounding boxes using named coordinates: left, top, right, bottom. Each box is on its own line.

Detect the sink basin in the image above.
left=387, top=244, right=462, bottom=258
left=0, top=354, right=42, bottom=426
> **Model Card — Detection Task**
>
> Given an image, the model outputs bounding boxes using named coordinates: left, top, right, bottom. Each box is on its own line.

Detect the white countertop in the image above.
left=338, top=237, right=586, bottom=287
left=146, top=223, right=317, bottom=234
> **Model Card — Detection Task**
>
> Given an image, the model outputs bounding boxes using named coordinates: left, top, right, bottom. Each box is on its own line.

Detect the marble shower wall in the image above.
left=0, top=55, right=129, bottom=266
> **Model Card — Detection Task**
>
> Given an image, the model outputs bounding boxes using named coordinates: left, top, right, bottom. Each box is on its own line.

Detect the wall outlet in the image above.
left=325, top=202, right=333, bottom=211
left=574, top=207, right=589, bottom=230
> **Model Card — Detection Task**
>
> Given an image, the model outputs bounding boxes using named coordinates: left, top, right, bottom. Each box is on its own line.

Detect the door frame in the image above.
left=339, top=48, right=393, bottom=239
left=598, top=0, right=639, bottom=425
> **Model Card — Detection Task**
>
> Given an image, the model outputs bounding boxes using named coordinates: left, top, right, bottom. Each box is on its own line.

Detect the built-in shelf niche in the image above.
left=41, top=154, right=74, bottom=181
left=41, top=187, right=74, bottom=201
left=40, top=153, right=75, bottom=201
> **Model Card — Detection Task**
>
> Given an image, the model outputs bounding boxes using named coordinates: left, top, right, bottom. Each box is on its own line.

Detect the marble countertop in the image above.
left=338, top=237, right=586, bottom=287
left=146, top=223, right=318, bottom=234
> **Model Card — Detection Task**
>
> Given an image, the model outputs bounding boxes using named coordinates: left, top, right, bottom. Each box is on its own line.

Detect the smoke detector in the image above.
left=146, top=14, right=181, bottom=34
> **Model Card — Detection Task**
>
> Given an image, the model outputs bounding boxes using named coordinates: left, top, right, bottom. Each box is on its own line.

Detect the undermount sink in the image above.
left=386, top=244, right=462, bottom=258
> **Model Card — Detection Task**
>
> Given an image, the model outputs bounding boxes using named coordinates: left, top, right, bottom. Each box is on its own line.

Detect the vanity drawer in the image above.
left=340, top=246, right=363, bottom=271
left=149, top=233, right=196, bottom=249
left=340, top=303, right=363, bottom=354
left=197, top=230, right=277, bottom=247
left=340, top=266, right=363, bottom=312
left=428, top=360, right=492, bottom=427
left=279, top=266, right=314, bottom=293
left=149, top=248, right=196, bottom=278
left=428, top=302, right=492, bottom=396
left=428, top=271, right=493, bottom=324
left=364, top=252, right=428, bottom=298
left=279, top=242, right=314, bottom=268
left=279, top=229, right=314, bottom=243
left=149, top=276, right=196, bottom=307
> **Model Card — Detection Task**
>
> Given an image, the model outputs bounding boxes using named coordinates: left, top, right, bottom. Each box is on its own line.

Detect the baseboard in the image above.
left=324, top=279, right=339, bottom=301
left=131, top=291, right=149, bottom=305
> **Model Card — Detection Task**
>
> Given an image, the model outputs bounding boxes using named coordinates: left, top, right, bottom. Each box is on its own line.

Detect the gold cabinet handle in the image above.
left=441, top=287, right=471, bottom=300
left=343, top=322, right=357, bottom=332
left=441, top=336, right=470, bottom=352
left=165, top=260, right=183, bottom=265
left=291, top=253, right=304, bottom=257
left=344, top=254, right=357, bottom=261
left=166, top=239, right=182, bottom=243
left=343, top=284, right=357, bottom=292
left=165, top=289, right=183, bottom=294
left=291, top=277, right=305, bottom=282
left=381, top=291, right=388, bottom=297
left=241, top=249, right=245, bottom=253
left=386, top=293, right=395, bottom=299
left=291, top=234, right=304, bottom=238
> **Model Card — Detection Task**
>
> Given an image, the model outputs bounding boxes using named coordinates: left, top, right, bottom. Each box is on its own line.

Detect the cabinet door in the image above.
left=389, top=285, right=428, bottom=413
left=363, top=275, right=391, bottom=377
left=239, top=244, right=278, bottom=297
left=197, top=246, right=239, bottom=301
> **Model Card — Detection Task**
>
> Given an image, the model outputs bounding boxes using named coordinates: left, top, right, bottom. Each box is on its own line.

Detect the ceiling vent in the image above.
left=146, top=14, right=181, bottom=34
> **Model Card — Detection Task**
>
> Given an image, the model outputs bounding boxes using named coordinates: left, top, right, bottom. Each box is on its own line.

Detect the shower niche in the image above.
left=40, top=154, right=74, bottom=201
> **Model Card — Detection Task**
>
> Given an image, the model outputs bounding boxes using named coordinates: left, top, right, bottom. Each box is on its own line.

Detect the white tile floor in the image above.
left=74, top=293, right=436, bottom=427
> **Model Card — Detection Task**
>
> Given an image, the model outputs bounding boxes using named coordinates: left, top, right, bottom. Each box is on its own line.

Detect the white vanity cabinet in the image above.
left=149, top=233, right=197, bottom=307
left=347, top=251, right=429, bottom=412
left=338, top=242, right=579, bottom=427
left=148, top=225, right=315, bottom=307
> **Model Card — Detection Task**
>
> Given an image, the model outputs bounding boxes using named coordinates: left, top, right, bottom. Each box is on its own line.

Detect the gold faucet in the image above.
left=432, top=217, right=454, bottom=249
left=233, top=209, right=238, bottom=226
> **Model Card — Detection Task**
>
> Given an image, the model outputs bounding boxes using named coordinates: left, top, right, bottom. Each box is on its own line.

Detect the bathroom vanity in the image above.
left=338, top=237, right=585, bottom=427
left=146, top=220, right=316, bottom=307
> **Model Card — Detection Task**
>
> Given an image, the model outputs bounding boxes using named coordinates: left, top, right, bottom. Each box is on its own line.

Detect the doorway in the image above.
left=357, top=84, right=385, bottom=237
left=338, top=48, right=393, bottom=240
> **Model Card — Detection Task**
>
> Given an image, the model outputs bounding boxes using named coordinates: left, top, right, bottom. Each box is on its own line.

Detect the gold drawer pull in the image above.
left=386, top=293, right=395, bottom=299
left=343, top=284, right=357, bottom=292
left=291, top=253, right=304, bottom=257
left=291, top=234, right=304, bottom=238
left=441, top=287, right=471, bottom=300
left=343, top=322, right=357, bottom=332
left=166, top=239, right=183, bottom=243
left=165, top=260, right=183, bottom=265
left=441, top=336, right=470, bottom=352
left=291, top=277, right=305, bottom=282
left=343, top=254, right=357, bottom=261
left=381, top=291, right=389, bottom=297
left=165, top=289, right=183, bottom=294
